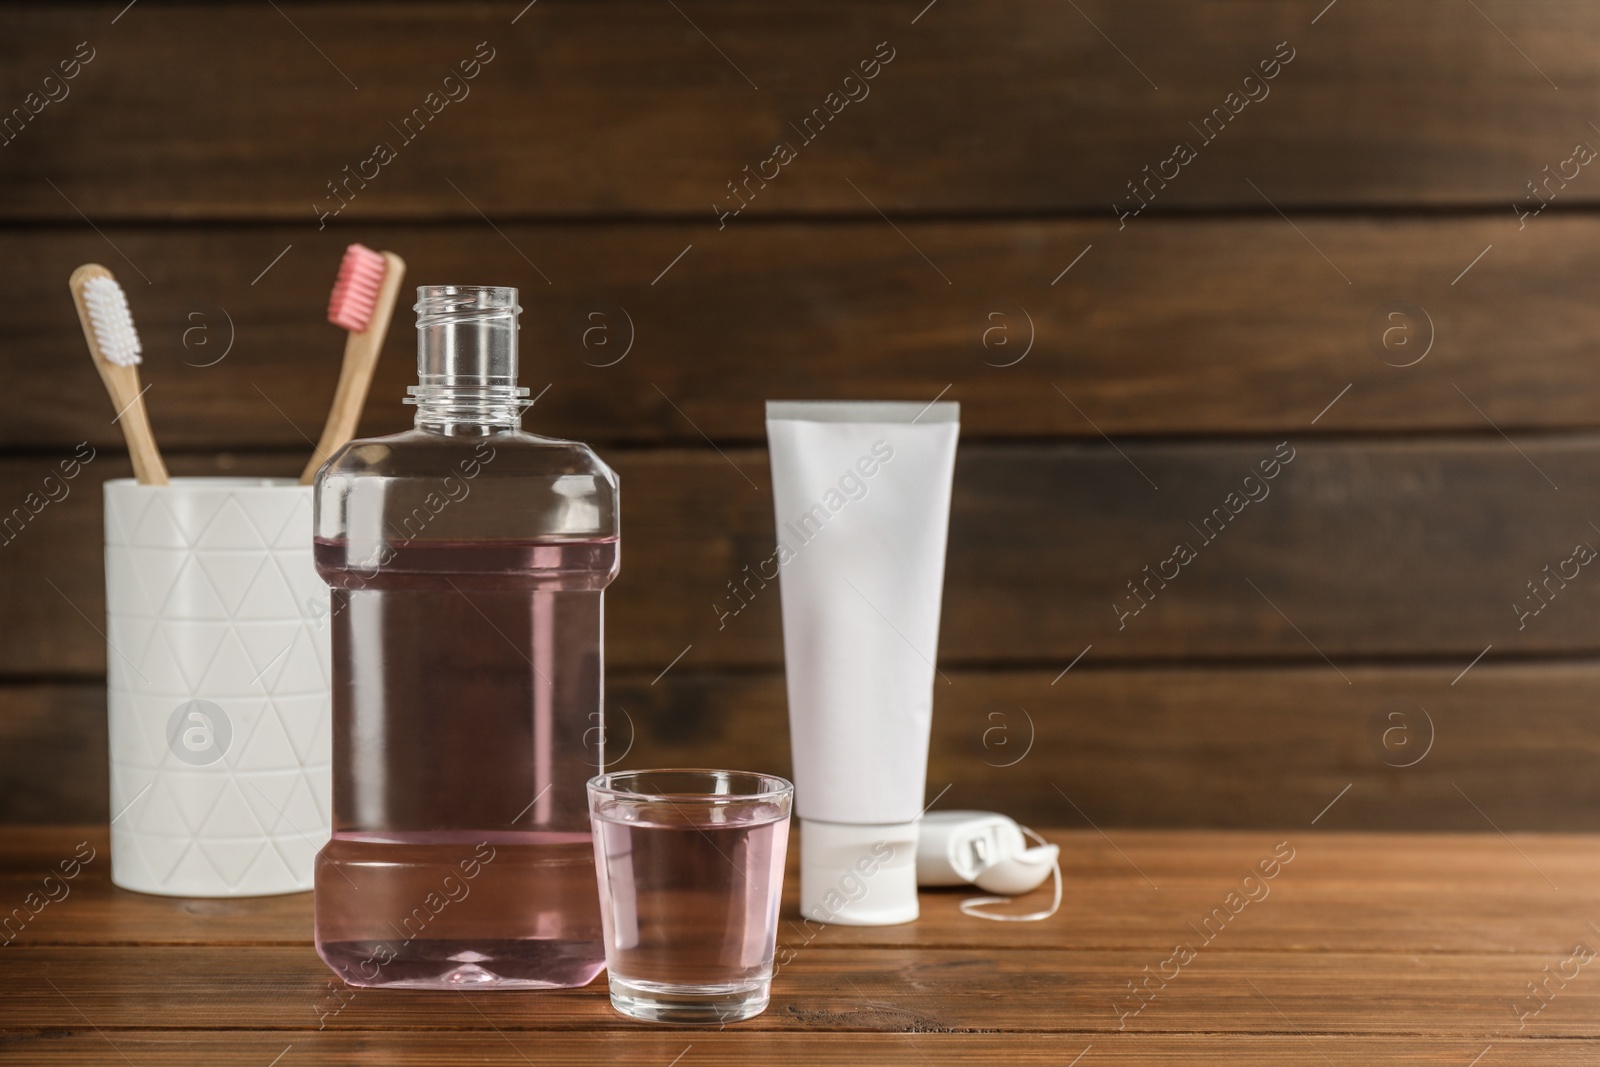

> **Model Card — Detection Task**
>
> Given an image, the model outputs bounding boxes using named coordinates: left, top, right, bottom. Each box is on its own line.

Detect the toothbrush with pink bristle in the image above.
left=301, top=244, right=407, bottom=484
left=70, top=263, right=169, bottom=486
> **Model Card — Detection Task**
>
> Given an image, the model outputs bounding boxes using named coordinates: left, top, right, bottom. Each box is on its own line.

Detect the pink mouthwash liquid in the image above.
left=592, top=806, right=790, bottom=997
left=311, top=286, right=619, bottom=989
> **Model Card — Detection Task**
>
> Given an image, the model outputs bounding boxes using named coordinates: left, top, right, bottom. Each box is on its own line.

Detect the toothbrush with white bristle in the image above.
left=301, top=244, right=407, bottom=484
left=70, top=264, right=169, bottom=486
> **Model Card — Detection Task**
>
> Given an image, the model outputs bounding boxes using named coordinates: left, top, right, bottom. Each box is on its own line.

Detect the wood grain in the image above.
left=2, top=217, right=1599, bottom=450
left=4, top=943, right=1598, bottom=1035
left=2, top=827, right=1595, bottom=953
left=10, top=660, right=1600, bottom=831
left=6, top=827, right=1593, bottom=1059
left=3, top=1032, right=1582, bottom=1066
left=8, top=439, right=1600, bottom=676
left=1, top=2, right=1595, bottom=219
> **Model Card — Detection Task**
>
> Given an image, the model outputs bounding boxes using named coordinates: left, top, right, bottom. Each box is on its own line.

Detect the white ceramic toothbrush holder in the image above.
left=103, top=477, right=332, bottom=896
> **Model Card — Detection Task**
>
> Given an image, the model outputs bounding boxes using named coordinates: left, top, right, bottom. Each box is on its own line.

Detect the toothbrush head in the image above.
left=327, top=243, right=389, bottom=332
left=80, top=273, right=143, bottom=367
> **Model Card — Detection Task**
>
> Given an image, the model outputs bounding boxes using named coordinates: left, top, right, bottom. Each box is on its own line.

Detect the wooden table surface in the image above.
left=1, top=826, right=1595, bottom=1064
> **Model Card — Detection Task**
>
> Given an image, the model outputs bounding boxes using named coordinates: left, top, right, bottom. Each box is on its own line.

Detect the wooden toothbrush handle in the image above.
left=107, top=365, right=170, bottom=486
left=68, top=262, right=169, bottom=486
left=301, top=252, right=407, bottom=485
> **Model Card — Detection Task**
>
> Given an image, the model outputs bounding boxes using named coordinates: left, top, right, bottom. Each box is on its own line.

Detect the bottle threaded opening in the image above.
left=414, top=285, right=520, bottom=330
left=408, top=285, right=527, bottom=428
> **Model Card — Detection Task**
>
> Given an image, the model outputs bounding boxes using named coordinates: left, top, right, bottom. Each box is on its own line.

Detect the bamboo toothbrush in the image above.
left=70, top=264, right=169, bottom=486
left=301, top=244, right=407, bottom=484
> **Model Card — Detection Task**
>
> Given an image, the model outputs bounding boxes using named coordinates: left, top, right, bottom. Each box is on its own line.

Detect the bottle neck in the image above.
left=410, top=388, right=524, bottom=434
left=405, top=286, right=528, bottom=434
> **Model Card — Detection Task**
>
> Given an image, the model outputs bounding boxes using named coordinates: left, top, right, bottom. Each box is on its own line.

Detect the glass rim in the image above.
left=587, top=767, right=793, bottom=803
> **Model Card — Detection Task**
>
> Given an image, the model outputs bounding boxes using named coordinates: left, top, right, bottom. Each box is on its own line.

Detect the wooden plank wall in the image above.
left=2, top=0, right=1597, bottom=828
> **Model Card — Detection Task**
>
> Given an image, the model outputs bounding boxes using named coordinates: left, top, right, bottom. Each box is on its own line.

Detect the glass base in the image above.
left=607, top=975, right=771, bottom=1024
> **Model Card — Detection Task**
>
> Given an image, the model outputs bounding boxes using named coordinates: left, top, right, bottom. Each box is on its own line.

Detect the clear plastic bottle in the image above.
left=312, top=286, right=619, bottom=989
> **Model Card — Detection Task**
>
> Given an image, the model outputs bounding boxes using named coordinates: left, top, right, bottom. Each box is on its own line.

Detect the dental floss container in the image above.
left=917, top=810, right=1062, bottom=922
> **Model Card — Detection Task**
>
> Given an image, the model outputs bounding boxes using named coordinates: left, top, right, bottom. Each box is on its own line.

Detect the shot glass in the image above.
left=588, top=769, right=793, bottom=1024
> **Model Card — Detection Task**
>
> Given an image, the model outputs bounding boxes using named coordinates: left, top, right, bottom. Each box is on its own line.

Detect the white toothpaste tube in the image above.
left=765, top=400, right=960, bottom=925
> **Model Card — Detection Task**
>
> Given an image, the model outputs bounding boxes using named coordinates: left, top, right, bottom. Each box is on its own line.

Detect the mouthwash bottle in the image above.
left=312, top=286, right=619, bottom=988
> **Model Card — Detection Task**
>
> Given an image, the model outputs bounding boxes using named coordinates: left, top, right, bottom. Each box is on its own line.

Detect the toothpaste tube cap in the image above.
left=799, top=818, right=920, bottom=926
